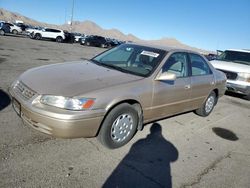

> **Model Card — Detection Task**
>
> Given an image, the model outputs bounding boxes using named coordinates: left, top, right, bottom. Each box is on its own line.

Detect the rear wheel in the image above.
left=56, top=36, right=63, bottom=43
left=12, top=29, right=18, bottom=35
left=195, top=91, right=217, bottom=117
left=98, top=103, right=138, bottom=149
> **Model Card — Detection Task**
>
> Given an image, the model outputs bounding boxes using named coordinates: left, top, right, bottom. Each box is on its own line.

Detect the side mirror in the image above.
left=155, top=72, right=176, bottom=81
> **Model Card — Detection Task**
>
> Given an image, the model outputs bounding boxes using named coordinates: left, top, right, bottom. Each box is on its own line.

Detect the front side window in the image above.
left=92, top=44, right=166, bottom=77
left=190, top=54, right=211, bottom=76
left=162, top=53, right=189, bottom=78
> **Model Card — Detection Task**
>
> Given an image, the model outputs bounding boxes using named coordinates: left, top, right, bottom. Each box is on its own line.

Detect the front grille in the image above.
left=13, top=81, right=36, bottom=100
left=217, top=69, right=238, bottom=80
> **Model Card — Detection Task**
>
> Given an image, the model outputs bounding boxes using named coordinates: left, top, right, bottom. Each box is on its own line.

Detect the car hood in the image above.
left=19, top=60, right=143, bottom=97
left=211, top=60, right=250, bottom=73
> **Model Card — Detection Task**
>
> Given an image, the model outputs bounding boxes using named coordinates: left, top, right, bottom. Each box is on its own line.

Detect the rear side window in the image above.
left=53, top=29, right=61, bottom=33
left=45, top=28, right=60, bottom=33
left=190, top=53, right=212, bottom=76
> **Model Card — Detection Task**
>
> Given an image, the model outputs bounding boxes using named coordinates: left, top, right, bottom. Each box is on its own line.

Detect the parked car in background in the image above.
left=15, top=22, right=28, bottom=32
left=63, top=31, right=75, bottom=43
left=84, top=35, right=110, bottom=48
left=79, top=35, right=90, bottom=45
left=25, top=25, right=43, bottom=35
left=31, top=28, right=65, bottom=42
left=205, top=53, right=218, bottom=61
left=72, top=32, right=83, bottom=42
left=4, top=22, right=22, bottom=34
left=9, top=43, right=226, bottom=149
left=211, top=49, right=250, bottom=99
left=106, top=38, right=120, bottom=47
left=0, top=22, right=11, bottom=35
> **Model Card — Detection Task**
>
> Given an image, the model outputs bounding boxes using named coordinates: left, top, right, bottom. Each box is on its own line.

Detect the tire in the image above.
left=12, top=29, right=18, bottom=35
left=0, top=29, right=4, bottom=36
left=195, top=91, right=217, bottom=117
left=34, top=33, right=42, bottom=40
left=56, top=36, right=63, bottom=43
left=98, top=103, right=139, bottom=149
left=86, top=42, right=90, bottom=46
left=101, top=43, right=106, bottom=48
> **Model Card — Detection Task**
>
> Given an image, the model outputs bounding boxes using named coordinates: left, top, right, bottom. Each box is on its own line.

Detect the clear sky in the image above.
left=1, top=0, right=250, bottom=51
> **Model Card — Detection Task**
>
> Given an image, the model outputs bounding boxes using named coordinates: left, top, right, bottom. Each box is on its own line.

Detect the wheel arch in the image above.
left=34, top=32, right=42, bottom=37
left=96, top=99, right=144, bottom=136
left=213, top=88, right=219, bottom=105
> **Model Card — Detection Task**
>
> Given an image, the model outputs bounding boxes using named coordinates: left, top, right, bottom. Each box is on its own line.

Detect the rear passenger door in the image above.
left=189, top=53, right=214, bottom=109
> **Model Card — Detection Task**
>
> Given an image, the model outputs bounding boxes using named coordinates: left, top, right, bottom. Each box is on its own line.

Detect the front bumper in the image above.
left=9, top=88, right=105, bottom=138
left=20, top=105, right=103, bottom=138
left=226, top=81, right=250, bottom=96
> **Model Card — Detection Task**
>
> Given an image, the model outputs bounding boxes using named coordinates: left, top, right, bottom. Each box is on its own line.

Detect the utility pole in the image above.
left=70, top=0, right=75, bottom=32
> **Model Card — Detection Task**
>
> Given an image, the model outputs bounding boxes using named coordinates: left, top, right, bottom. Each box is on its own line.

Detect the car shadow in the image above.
left=0, top=89, right=11, bottom=111
left=102, top=123, right=179, bottom=188
left=225, top=91, right=249, bottom=101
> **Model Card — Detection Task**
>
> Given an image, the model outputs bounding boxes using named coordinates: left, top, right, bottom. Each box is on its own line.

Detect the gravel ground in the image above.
left=0, top=35, right=250, bottom=188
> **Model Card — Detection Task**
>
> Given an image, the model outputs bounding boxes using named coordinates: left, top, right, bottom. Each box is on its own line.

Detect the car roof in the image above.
left=129, top=42, right=200, bottom=54
left=226, top=49, right=250, bottom=53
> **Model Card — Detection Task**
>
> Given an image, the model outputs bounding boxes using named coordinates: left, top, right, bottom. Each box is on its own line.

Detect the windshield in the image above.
left=217, top=50, right=250, bottom=65
left=92, top=44, right=166, bottom=77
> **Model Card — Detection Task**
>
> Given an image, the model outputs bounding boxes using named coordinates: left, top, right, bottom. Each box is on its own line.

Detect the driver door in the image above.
left=150, top=52, right=191, bottom=120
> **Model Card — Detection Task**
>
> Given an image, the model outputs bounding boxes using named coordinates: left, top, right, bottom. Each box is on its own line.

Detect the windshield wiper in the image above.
left=101, top=63, right=130, bottom=74
left=90, top=59, right=128, bottom=73
left=90, top=59, right=100, bottom=65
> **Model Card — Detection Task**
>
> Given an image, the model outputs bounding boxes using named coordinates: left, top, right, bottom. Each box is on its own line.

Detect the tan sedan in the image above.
left=9, top=43, right=226, bottom=148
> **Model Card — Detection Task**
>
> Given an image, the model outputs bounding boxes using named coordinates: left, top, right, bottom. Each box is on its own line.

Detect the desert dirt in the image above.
left=0, top=35, right=250, bottom=188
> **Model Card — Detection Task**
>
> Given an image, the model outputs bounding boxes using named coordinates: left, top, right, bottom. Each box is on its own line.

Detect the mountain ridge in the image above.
left=0, top=8, right=211, bottom=53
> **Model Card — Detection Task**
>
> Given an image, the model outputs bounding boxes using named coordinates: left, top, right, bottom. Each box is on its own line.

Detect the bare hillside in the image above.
left=0, top=8, right=210, bottom=53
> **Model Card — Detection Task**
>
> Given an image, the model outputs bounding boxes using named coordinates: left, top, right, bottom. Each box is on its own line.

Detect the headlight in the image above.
left=237, top=72, right=250, bottom=82
left=40, top=95, right=95, bottom=110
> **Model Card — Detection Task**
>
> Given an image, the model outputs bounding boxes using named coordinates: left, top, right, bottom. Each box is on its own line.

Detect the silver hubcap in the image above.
left=111, top=114, right=133, bottom=142
left=205, top=95, right=215, bottom=113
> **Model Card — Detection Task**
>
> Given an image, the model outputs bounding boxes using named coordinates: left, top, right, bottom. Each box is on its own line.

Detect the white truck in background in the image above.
left=210, top=49, right=250, bottom=99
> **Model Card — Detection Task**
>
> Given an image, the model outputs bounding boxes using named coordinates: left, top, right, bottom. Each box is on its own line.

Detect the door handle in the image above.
left=185, top=85, right=191, bottom=89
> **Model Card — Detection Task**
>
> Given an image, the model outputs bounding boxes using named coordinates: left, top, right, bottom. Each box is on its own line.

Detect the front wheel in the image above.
left=12, top=29, right=18, bottom=35
left=98, top=103, right=139, bottom=149
left=0, top=29, right=5, bottom=35
left=195, top=91, right=217, bottom=117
